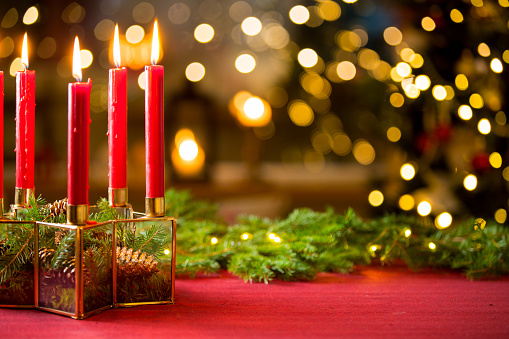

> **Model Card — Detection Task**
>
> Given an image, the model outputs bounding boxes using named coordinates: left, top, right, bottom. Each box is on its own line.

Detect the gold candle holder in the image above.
left=145, top=197, right=165, bottom=217
left=67, top=204, right=88, bottom=225
left=14, top=187, right=35, bottom=207
left=108, top=187, right=128, bottom=207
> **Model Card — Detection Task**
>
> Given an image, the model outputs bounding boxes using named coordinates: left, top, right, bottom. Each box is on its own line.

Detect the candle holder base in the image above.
left=145, top=197, right=165, bottom=217
left=13, top=187, right=35, bottom=208
left=67, top=204, right=89, bottom=225
left=108, top=188, right=128, bottom=207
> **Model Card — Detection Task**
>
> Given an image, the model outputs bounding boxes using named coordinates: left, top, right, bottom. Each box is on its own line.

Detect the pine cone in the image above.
left=117, top=246, right=158, bottom=278
left=39, top=247, right=56, bottom=267
left=43, top=198, right=68, bottom=222
left=0, top=242, right=9, bottom=255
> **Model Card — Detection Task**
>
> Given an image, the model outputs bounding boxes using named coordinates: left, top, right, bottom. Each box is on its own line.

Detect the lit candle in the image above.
left=145, top=20, right=165, bottom=216
left=15, top=33, right=35, bottom=206
left=67, top=37, right=91, bottom=225
left=0, top=69, right=3, bottom=211
left=108, top=24, right=128, bottom=206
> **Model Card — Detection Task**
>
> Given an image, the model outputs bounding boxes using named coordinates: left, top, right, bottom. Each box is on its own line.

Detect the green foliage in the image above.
left=173, top=191, right=509, bottom=283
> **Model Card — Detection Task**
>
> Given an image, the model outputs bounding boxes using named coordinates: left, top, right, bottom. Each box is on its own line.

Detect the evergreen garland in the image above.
left=165, top=189, right=509, bottom=282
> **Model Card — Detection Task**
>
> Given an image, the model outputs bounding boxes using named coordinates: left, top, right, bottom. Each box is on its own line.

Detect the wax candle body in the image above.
left=0, top=72, right=3, bottom=199
left=68, top=79, right=91, bottom=206
left=108, top=67, right=127, bottom=189
left=145, top=65, right=164, bottom=198
left=15, top=70, right=35, bottom=189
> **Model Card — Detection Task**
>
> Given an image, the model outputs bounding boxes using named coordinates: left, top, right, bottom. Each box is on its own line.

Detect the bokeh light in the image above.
left=455, top=74, right=469, bottom=90
left=235, top=53, right=256, bottom=73
left=421, top=17, right=436, bottom=31
left=185, top=62, right=206, bottom=82
left=417, top=201, right=432, bottom=216
left=489, top=152, right=502, bottom=168
left=478, top=43, right=490, bottom=57
left=490, top=58, right=503, bottom=73
left=194, top=23, right=215, bottom=43
left=288, top=100, right=314, bottom=126
left=435, top=212, right=452, bottom=229
left=368, top=190, right=384, bottom=207
left=126, top=25, right=144, bottom=44
left=450, top=9, right=464, bottom=23
left=387, top=127, right=401, bottom=142
left=352, top=140, right=375, bottom=165
left=23, top=6, right=38, bottom=25
left=458, top=105, right=473, bottom=120
left=432, top=85, right=447, bottom=101
left=478, top=119, right=491, bottom=135
left=415, top=75, right=430, bottom=90
left=289, top=5, right=309, bottom=24
left=464, top=174, right=478, bottom=191
left=399, top=194, right=415, bottom=211
left=383, top=27, right=402, bottom=46
left=298, top=48, right=318, bottom=68
left=317, top=1, right=341, bottom=21
left=400, top=163, right=416, bottom=180
left=495, top=209, right=507, bottom=224
left=336, top=61, right=356, bottom=80
left=241, top=17, right=262, bottom=36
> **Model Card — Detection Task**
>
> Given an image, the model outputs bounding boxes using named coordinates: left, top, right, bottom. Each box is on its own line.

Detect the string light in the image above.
left=464, top=174, right=478, bottom=191
left=428, top=242, right=437, bottom=250
left=417, top=201, right=432, bottom=216
left=163, top=249, right=170, bottom=255
left=404, top=229, right=412, bottom=238
left=211, top=237, right=218, bottom=245
left=435, top=212, right=453, bottom=229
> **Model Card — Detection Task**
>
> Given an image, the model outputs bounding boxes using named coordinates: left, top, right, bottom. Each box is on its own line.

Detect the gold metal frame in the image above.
left=145, top=197, right=165, bottom=217
left=108, top=188, right=128, bottom=207
left=67, top=204, right=89, bottom=225
left=14, top=187, right=35, bottom=207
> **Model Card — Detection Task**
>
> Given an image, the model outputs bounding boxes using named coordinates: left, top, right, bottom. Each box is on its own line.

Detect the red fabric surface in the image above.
left=1, top=266, right=509, bottom=338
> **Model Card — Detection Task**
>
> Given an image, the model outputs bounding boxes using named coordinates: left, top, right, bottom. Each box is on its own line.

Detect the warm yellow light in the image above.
left=317, top=1, right=341, bottom=21
left=336, top=61, right=356, bottom=80
left=179, top=139, right=199, bottom=161
left=435, top=212, right=452, bottom=229
left=125, top=25, right=144, bottom=44
left=298, top=48, right=318, bottom=68
left=358, top=49, right=380, bottom=70
left=458, top=105, right=473, bottom=120
left=353, top=140, right=375, bottom=165
left=495, top=111, right=506, bottom=125
left=151, top=20, right=160, bottom=64
left=370, top=245, right=378, bottom=252
left=289, top=5, right=309, bottom=25
left=241, top=233, right=249, bottom=240
left=194, top=23, right=214, bottom=43
left=23, top=6, right=38, bottom=25
left=415, top=75, right=430, bottom=90
left=390, top=67, right=404, bottom=82
left=10, top=58, right=23, bottom=77
left=504, top=167, right=509, bottom=181
left=432, top=85, right=447, bottom=101
left=409, top=54, right=424, bottom=68
left=113, top=24, right=121, bottom=67
left=399, top=194, right=415, bottom=211
left=390, top=92, right=404, bottom=107
left=387, top=127, right=401, bottom=142
left=450, top=9, right=464, bottom=23
left=464, top=174, right=477, bottom=191
left=404, top=84, right=420, bottom=99
left=274, top=236, right=281, bottom=243
left=268, top=233, right=275, bottom=239
left=368, top=190, right=384, bottom=207
left=421, top=17, right=436, bottom=31
left=138, top=70, right=146, bottom=90
left=396, top=62, right=411, bottom=77
left=489, top=152, right=502, bottom=168
left=244, top=97, right=264, bottom=120
left=80, top=49, right=93, bottom=68
left=444, top=85, right=455, bottom=100
left=478, top=43, right=490, bottom=57
left=404, top=229, right=412, bottom=238
left=478, top=118, right=491, bottom=135
left=500, top=0, right=509, bottom=7
left=417, top=201, right=432, bottom=216
left=288, top=100, right=314, bottom=126
left=400, top=163, right=416, bottom=180
left=469, top=93, right=484, bottom=109
left=185, top=62, right=206, bottom=82
left=72, top=36, right=82, bottom=81
left=383, top=27, right=402, bottom=46
left=504, top=50, right=509, bottom=64
left=241, top=17, right=262, bottom=36
left=455, top=74, right=468, bottom=90
left=211, top=237, right=218, bottom=244
left=235, top=54, right=256, bottom=73
left=495, top=209, right=507, bottom=224
left=332, top=132, right=352, bottom=156
left=400, top=48, right=414, bottom=62
left=21, top=33, right=28, bottom=69
left=164, top=249, right=170, bottom=255
left=490, top=58, right=503, bottom=73
left=428, top=242, right=436, bottom=250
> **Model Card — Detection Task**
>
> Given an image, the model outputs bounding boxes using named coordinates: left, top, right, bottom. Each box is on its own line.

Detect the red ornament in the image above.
left=471, top=153, right=490, bottom=174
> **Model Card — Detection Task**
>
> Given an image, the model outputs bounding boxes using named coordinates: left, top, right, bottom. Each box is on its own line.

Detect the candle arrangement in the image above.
left=0, top=22, right=176, bottom=319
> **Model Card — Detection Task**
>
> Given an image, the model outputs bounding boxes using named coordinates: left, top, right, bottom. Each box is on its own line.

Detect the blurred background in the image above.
left=0, top=0, right=508, bottom=225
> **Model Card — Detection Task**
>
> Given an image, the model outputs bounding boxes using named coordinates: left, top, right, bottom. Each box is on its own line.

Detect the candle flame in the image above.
left=151, top=20, right=160, bottom=65
left=72, top=36, right=82, bottom=82
left=113, top=24, right=121, bottom=68
left=21, top=33, right=29, bottom=69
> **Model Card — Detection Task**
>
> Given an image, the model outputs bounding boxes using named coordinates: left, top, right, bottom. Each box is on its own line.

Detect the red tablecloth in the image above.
left=1, top=266, right=508, bottom=338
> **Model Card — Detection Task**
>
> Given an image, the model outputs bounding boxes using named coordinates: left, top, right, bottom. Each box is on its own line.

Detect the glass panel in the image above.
left=37, top=224, right=76, bottom=313
left=83, top=223, right=113, bottom=314
left=0, top=221, right=35, bottom=306
left=116, top=217, right=173, bottom=304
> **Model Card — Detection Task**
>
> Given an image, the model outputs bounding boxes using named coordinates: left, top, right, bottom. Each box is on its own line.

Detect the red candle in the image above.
left=108, top=24, right=127, bottom=190
left=68, top=37, right=91, bottom=206
left=145, top=21, right=164, bottom=198
left=0, top=71, right=3, bottom=199
left=15, top=33, right=35, bottom=190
